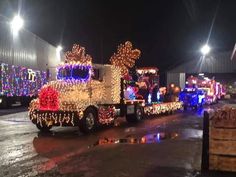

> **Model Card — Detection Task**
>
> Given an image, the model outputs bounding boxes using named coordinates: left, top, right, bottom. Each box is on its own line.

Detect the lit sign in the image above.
left=28, top=69, right=36, bottom=82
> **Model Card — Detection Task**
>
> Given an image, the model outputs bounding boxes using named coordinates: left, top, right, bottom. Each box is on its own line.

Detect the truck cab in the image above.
left=179, top=87, right=205, bottom=110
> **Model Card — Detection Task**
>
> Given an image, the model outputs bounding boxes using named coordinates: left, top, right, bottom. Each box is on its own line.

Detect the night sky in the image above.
left=1, top=0, right=236, bottom=72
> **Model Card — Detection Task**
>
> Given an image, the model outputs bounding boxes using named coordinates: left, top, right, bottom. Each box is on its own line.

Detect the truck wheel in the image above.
left=36, top=123, right=52, bottom=132
left=79, top=108, right=98, bottom=134
left=126, top=105, right=143, bottom=123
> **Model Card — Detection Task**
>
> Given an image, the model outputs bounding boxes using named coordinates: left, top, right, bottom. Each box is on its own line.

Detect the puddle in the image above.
left=88, top=132, right=179, bottom=148
left=89, top=127, right=203, bottom=148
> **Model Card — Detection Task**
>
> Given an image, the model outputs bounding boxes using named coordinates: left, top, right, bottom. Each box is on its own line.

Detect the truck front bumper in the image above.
left=29, top=109, right=80, bottom=126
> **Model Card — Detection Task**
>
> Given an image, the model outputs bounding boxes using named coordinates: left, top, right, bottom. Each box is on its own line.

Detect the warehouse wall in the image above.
left=166, top=51, right=236, bottom=88
left=168, top=52, right=236, bottom=73
left=167, top=72, right=185, bottom=89
left=0, top=16, right=62, bottom=80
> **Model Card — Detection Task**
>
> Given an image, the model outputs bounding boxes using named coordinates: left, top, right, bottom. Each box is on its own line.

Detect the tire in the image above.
left=79, top=107, right=98, bottom=134
left=36, top=123, right=52, bottom=132
left=126, top=105, right=143, bottom=123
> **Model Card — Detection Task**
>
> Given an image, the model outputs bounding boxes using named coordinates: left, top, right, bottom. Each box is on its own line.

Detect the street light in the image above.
left=10, top=15, right=24, bottom=36
left=200, top=44, right=211, bottom=56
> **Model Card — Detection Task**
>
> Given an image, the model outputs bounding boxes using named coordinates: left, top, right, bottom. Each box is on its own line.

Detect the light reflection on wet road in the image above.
left=0, top=107, right=212, bottom=177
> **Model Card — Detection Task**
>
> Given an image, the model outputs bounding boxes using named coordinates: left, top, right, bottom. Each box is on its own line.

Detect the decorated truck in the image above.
left=180, top=74, right=226, bottom=110
left=179, top=87, right=205, bottom=110
left=136, top=67, right=159, bottom=103
left=29, top=42, right=182, bottom=133
left=0, top=63, right=47, bottom=108
left=186, top=75, right=225, bottom=104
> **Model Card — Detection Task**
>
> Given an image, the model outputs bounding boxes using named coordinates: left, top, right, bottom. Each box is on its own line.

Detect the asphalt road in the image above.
left=0, top=103, right=234, bottom=177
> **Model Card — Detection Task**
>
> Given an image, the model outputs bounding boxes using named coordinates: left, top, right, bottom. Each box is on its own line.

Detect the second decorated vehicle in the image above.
left=179, top=87, right=205, bottom=110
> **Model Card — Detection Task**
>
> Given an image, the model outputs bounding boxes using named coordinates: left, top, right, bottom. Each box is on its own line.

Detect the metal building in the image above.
left=166, top=51, right=236, bottom=89
left=0, top=16, right=62, bottom=80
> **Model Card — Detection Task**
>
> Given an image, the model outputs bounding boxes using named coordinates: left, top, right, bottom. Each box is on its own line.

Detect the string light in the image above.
left=98, top=106, right=115, bottom=124
left=57, top=62, right=92, bottom=82
left=39, top=86, right=59, bottom=111
left=110, top=41, right=141, bottom=76
left=148, top=94, right=152, bottom=104
left=136, top=67, right=158, bottom=75
left=65, top=44, right=92, bottom=64
left=110, top=65, right=121, bottom=103
left=144, top=102, right=182, bottom=115
left=0, top=63, right=47, bottom=97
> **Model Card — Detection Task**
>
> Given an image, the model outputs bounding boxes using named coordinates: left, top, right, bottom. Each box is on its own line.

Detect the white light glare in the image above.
left=56, top=45, right=62, bottom=59
left=56, top=45, right=62, bottom=52
left=11, top=15, right=24, bottom=35
left=200, top=44, right=211, bottom=55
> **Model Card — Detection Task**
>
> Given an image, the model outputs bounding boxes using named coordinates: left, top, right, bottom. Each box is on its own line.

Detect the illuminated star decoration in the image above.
left=65, top=44, right=92, bottom=64
left=110, top=41, right=141, bottom=76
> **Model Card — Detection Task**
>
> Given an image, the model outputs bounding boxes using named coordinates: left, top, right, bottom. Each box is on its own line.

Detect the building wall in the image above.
left=167, top=72, right=185, bottom=89
left=167, top=52, right=236, bottom=87
left=0, top=16, right=63, bottom=80
left=168, top=52, right=236, bottom=73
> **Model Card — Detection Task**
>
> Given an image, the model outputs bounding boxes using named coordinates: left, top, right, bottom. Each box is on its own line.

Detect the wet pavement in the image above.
left=0, top=102, right=235, bottom=177
left=0, top=104, right=27, bottom=116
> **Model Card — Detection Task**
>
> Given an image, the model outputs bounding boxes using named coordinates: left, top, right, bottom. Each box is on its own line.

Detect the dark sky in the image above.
left=1, top=0, right=236, bottom=71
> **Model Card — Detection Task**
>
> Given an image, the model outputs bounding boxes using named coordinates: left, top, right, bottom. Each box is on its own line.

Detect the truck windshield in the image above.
left=57, top=65, right=90, bottom=81
left=72, top=65, right=89, bottom=79
left=58, top=67, right=71, bottom=78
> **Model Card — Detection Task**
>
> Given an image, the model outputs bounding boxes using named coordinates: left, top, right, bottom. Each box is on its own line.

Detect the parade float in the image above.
left=179, top=87, right=205, bottom=110
left=29, top=41, right=182, bottom=133
left=180, top=75, right=225, bottom=110
left=0, top=63, right=47, bottom=108
left=196, top=76, right=218, bottom=104
left=194, top=75, right=225, bottom=104
left=135, top=67, right=181, bottom=115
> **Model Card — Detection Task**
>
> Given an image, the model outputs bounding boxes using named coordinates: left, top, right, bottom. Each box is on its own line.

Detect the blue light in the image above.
left=157, top=91, right=160, bottom=102
left=198, top=94, right=205, bottom=104
left=57, top=64, right=91, bottom=82
left=148, top=93, right=152, bottom=104
left=157, top=133, right=160, bottom=141
left=179, top=87, right=206, bottom=108
left=125, top=86, right=136, bottom=100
